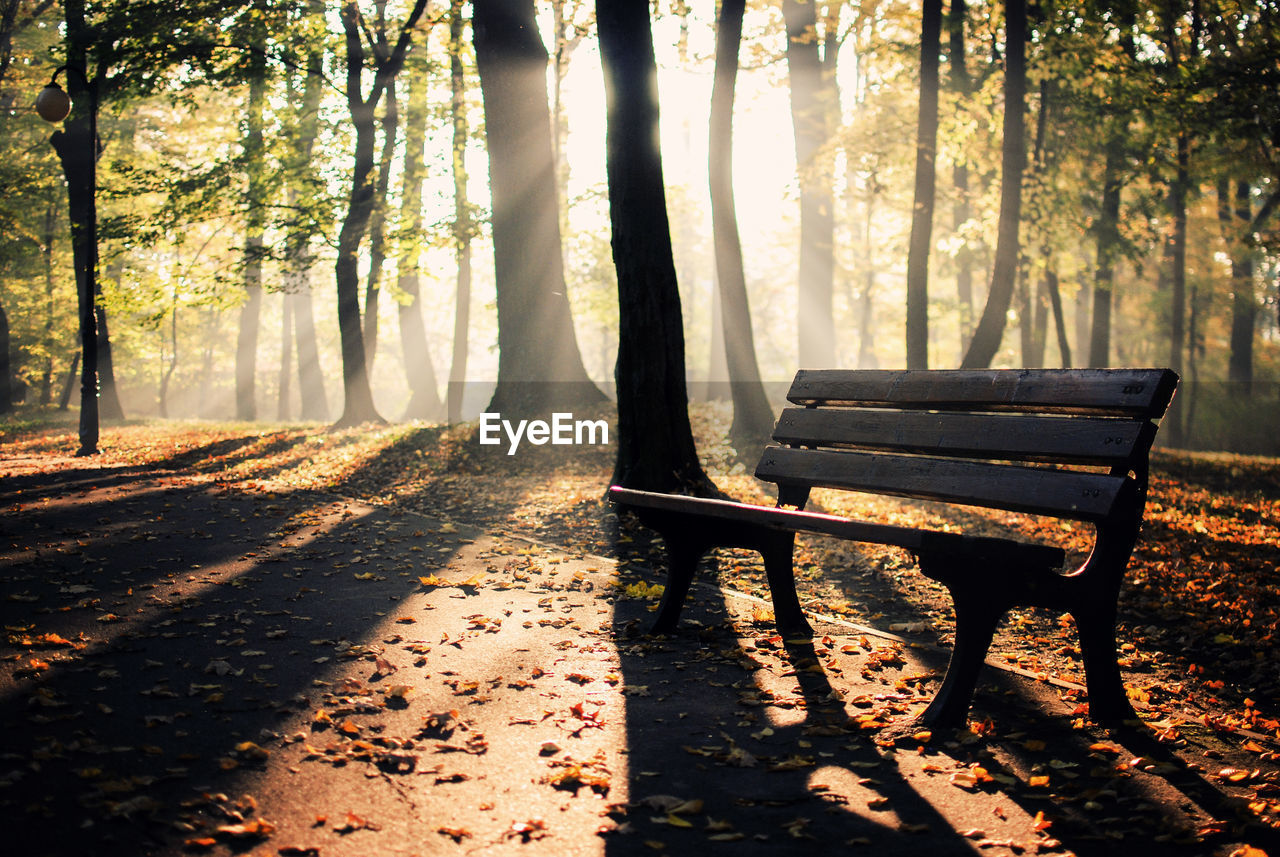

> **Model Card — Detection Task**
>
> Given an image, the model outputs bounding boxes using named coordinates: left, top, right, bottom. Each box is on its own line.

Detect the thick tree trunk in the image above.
left=783, top=0, right=836, bottom=368
left=906, top=0, right=942, bottom=370
left=597, top=0, right=714, bottom=494
left=48, top=3, right=99, bottom=454
left=398, top=41, right=444, bottom=422
left=447, top=0, right=472, bottom=425
left=961, top=0, right=1026, bottom=369
left=473, top=0, right=603, bottom=418
left=333, top=86, right=384, bottom=426
left=710, top=0, right=773, bottom=451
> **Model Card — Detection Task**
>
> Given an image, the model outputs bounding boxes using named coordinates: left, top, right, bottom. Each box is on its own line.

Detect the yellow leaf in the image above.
left=419, top=574, right=445, bottom=587
left=663, top=814, right=693, bottom=828
left=1028, top=775, right=1050, bottom=788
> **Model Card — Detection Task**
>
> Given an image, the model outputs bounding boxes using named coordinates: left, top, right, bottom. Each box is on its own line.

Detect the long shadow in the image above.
left=605, top=515, right=985, bottom=855
left=0, top=462, right=458, bottom=855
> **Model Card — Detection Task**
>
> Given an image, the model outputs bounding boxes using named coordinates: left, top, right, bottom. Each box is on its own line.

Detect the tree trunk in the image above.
left=59, top=352, right=78, bottom=410
left=1087, top=142, right=1124, bottom=368
left=473, top=0, right=603, bottom=418
left=705, top=284, right=729, bottom=401
left=1016, top=265, right=1032, bottom=364
left=236, top=50, right=267, bottom=421
left=363, top=78, right=399, bottom=372
left=1045, top=267, right=1071, bottom=367
left=0, top=300, right=10, bottom=414
left=857, top=168, right=880, bottom=370
left=550, top=0, right=586, bottom=236
left=783, top=0, right=836, bottom=368
left=597, top=0, right=714, bottom=495
left=40, top=203, right=57, bottom=405
left=49, top=0, right=100, bottom=455
left=284, top=10, right=330, bottom=423
left=333, top=0, right=428, bottom=428
left=398, top=37, right=445, bottom=422
left=93, top=306, right=123, bottom=419
left=1164, top=134, right=1188, bottom=445
left=961, top=0, right=1026, bottom=369
left=278, top=295, right=293, bottom=420
left=334, top=86, right=384, bottom=426
left=292, top=288, right=329, bottom=420
left=710, top=0, right=773, bottom=451
left=447, top=0, right=472, bottom=425
left=96, top=115, right=133, bottom=423
left=906, top=0, right=942, bottom=370
left=949, top=0, right=974, bottom=345
left=1226, top=179, right=1256, bottom=394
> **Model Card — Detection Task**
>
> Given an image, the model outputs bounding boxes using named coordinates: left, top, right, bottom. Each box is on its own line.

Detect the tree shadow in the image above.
left=0, top=463, right=465, bottom=855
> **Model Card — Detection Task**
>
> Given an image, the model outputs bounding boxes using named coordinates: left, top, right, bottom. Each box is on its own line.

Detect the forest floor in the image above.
left=1, top=407, right=1278, bottom=857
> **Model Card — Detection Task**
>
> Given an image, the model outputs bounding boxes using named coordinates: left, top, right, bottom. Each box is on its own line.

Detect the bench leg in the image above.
left=650, top=538, right=702, bottom=634
left=920, top=588, right=1005, bottom=729
left=761, top=533, right=812, bottom=637
left=1075, top=604, right=1137, bottom=724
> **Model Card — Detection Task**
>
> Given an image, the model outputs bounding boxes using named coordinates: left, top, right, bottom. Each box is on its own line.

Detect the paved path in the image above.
left=1, top=462, right=1273, bottom=856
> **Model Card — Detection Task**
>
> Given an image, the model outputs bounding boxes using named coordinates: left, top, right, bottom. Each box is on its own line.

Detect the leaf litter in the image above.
left=1, top=415, right=1277, bottom=855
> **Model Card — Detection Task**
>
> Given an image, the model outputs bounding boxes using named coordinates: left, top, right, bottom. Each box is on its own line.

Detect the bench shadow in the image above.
left=605, top=515, right=984, bottom=855
left=605, top=511, right=1278, bottom=856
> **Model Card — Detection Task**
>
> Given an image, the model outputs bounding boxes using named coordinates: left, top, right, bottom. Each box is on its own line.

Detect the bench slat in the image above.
left=773, top=407, right=1157, bottom=466
left=787, top=368, right=1179, bottom=418
left=755, top=446, right=1126, bottom=521
left=607, top=487, right=1065, bottom=567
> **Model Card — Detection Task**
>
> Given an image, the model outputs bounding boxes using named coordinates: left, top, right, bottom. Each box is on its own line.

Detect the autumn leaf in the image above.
left=437, top=826, right=472, bottom=841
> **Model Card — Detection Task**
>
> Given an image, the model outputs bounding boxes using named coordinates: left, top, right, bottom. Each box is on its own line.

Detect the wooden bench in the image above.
left=609, top=368, right=1179, bottom=727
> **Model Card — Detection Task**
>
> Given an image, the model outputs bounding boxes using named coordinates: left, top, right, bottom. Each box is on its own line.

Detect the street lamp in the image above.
left=37, top=65, right=100, bottom=457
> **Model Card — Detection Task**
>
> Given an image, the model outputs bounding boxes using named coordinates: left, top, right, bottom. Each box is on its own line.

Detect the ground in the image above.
left=1, top=407, right=1277, bottom=857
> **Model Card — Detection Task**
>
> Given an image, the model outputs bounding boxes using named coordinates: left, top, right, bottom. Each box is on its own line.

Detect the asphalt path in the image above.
left=1, top=461, right=1274, bottom=856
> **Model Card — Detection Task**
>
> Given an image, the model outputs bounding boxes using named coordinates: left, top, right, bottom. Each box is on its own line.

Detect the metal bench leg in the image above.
left=1075, top=603, right=1137, bottom=724
left=651, top=537, right=702, bottom=634
left=761, top=532, right=812, bottom=637
left=920, top=587, right=1005, bottom=728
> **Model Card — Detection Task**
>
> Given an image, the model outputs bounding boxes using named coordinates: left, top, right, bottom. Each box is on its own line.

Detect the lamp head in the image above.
left=36, top=81, right=71, bottom=123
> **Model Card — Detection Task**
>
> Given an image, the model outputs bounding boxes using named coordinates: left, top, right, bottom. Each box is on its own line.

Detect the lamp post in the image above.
left=37, top=65, right=100, bottom=457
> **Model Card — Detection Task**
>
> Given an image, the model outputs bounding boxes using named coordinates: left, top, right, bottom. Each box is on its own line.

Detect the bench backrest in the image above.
left=756, top=368, right=1179, bottom=524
